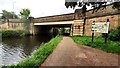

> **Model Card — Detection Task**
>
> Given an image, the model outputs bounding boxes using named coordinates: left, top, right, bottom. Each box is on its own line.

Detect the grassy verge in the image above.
left=0, top=30, right=28, bottom=38
left=71, top=36, right=120, bottom=54
left=8, top=35, right=62, bottom=68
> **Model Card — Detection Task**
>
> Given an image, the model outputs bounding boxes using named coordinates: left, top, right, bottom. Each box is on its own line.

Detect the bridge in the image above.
left=31, top=13, right=84, bottom=36
left=0, top=4, right=120, bottom=36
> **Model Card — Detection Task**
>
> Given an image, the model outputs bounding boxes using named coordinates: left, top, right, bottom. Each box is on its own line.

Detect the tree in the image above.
left=20, top=8, right=30, bottom=19
left=1, top=10, right=18, bottom=19
left=65, top=1, right=120, bottom=14
left=20, top=8, right=31, bottom=33
left=65, top=1, right=120, bottom=35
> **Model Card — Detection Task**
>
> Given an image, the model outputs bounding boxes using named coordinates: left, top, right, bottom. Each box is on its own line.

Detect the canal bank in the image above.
left=1, top=30, right=119, bottom=67
left=2, top=35, right=62, bottom=68
left=1, top=29, right=60, bottom=66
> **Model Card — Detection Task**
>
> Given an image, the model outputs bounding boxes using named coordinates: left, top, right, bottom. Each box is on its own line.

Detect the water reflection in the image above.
left=0, top=34, right=53, bottom=66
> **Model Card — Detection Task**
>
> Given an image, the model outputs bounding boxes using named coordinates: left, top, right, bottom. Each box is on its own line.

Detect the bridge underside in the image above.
left=33, top=21, right=73, bottom=35
left=35, top=24, right=72, bottom=27
left=32, top=20, right=84, bottom=36
left=33, top=24, right=72, bottom=35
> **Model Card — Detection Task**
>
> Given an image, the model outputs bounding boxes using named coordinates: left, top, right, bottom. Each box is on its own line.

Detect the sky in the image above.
left=0, top=0, right=78, bottom=18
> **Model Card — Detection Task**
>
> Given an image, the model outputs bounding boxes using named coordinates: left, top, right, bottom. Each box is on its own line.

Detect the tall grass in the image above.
left=71, top=36, right=120, bottom=54
left=8, top=35, right=62, bottom=68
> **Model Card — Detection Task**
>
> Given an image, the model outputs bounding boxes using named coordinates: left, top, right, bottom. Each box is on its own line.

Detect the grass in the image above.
left=71, top=36, right=120, bottom=54
left=7, top=35, right=62, bottom=68
left=0, top=30, right=27, bottom=38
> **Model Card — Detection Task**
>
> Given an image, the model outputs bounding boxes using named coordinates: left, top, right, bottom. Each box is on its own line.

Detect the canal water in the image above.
left=0, top=34, right=53, bottom=66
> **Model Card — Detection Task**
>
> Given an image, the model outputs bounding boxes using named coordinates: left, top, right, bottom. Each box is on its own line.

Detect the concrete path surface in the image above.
left=41, top=36, right=119, bottom=66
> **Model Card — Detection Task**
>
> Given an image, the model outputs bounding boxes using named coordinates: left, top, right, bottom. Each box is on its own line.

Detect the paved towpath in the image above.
left=41, top=36, right=119, bottom=66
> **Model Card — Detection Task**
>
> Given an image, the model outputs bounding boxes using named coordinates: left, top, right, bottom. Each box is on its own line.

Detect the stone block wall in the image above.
left=0, top=22, right=23, bottom=30
left=75, top=4, right=120, bottom=36
left=0, top=19, right=23, bottom=30
left=8, top=23, right=23, bottom=30
left=72, top=20, right=84, bottom=36
left=85, top=15, right=119, bottom=36
left=0, top=23, right=8, bottom=29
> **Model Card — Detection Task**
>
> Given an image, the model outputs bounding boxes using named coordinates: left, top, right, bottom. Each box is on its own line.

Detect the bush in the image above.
left=102, top=26, right=120, bottom=41
left=108, top=27, right=120, bottom=41
left=0, top=30, right=28, bottom=38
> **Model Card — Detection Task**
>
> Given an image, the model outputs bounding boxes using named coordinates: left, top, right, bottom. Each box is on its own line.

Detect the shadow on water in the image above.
left=0, top=33, right=54, bottom=66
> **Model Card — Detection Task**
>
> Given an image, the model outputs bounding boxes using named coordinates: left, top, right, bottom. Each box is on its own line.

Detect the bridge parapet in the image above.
left=33, top=13, right=75, bottom=23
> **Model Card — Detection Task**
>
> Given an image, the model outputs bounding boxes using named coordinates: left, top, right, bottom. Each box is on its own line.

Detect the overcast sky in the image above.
left=0, top=0, right=78, bottom=18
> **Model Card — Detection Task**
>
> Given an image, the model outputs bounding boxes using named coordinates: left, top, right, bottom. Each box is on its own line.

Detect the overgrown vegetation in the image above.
left=1, top=10, right=18, bottom=19
left=71, top=36, right=120, bottom=54
left=20, top=8, right=31, bottom=33
left=0, top=30, right=28, bottom=38
left=65, top=1, right=120, bottom=14
left=7, top=35, right=62, bottom=68
left=102, top=26, right=120, bottom=41
left=72, top=26, right=120, bottom=54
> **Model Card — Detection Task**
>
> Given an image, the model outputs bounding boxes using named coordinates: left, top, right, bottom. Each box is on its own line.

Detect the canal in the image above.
left=0, top=34, right=53, bottom=66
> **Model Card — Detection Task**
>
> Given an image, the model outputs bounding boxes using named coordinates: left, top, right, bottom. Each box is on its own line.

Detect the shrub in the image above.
left=0, top=30, right=27, bottom=38
left=108, top=27, right=120, bottom=41
left=102, top=26, right=120, bottom=41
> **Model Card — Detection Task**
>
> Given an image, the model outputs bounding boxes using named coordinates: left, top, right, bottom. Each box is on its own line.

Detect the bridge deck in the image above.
left=34, top=21, right=74, bottom=25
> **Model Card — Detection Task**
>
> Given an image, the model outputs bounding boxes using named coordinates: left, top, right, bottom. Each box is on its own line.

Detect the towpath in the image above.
left=41, top=36, right=119, bottom=66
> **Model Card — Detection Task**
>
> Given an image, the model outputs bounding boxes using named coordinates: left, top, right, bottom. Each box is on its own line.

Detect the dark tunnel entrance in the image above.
left=34, top=24, right=72, bottom=36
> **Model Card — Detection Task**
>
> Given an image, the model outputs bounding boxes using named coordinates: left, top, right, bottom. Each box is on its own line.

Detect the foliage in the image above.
left=19, top=8, right=31, bottom=32
left=1, top=10, right=18, bottom=19
left=20, top=9, right=30, bottom=19
left=53, top=28, right=59, bottom=36
left=65, top=1, right=107, bottom=14
left=112, top=2, right=120, bottom=10
left=59, top=28, right=65, bottom=34
left=65, top=1, right=120, bottom=14
left=102, top=26, right=120, bottom=41
left=20, top=16, right=30, bottom=32
left=59, top=28, right=70, bottom=34
left=71, top=36, right=120, bottom=54
left=8, top=35, right=62, bottom=68
left=0, top=30, right=28, bottom=38
left=108, top=27, right=120, bottom=41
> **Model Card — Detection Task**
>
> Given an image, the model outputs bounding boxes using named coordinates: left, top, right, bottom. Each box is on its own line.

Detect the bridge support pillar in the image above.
left=71, top=20, right=84, bottom=36
left=6, top=19, right=9, bottom=29
left=29, top=17, right=36, bottom=35
left=70, top=24, right=73, bottom=36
